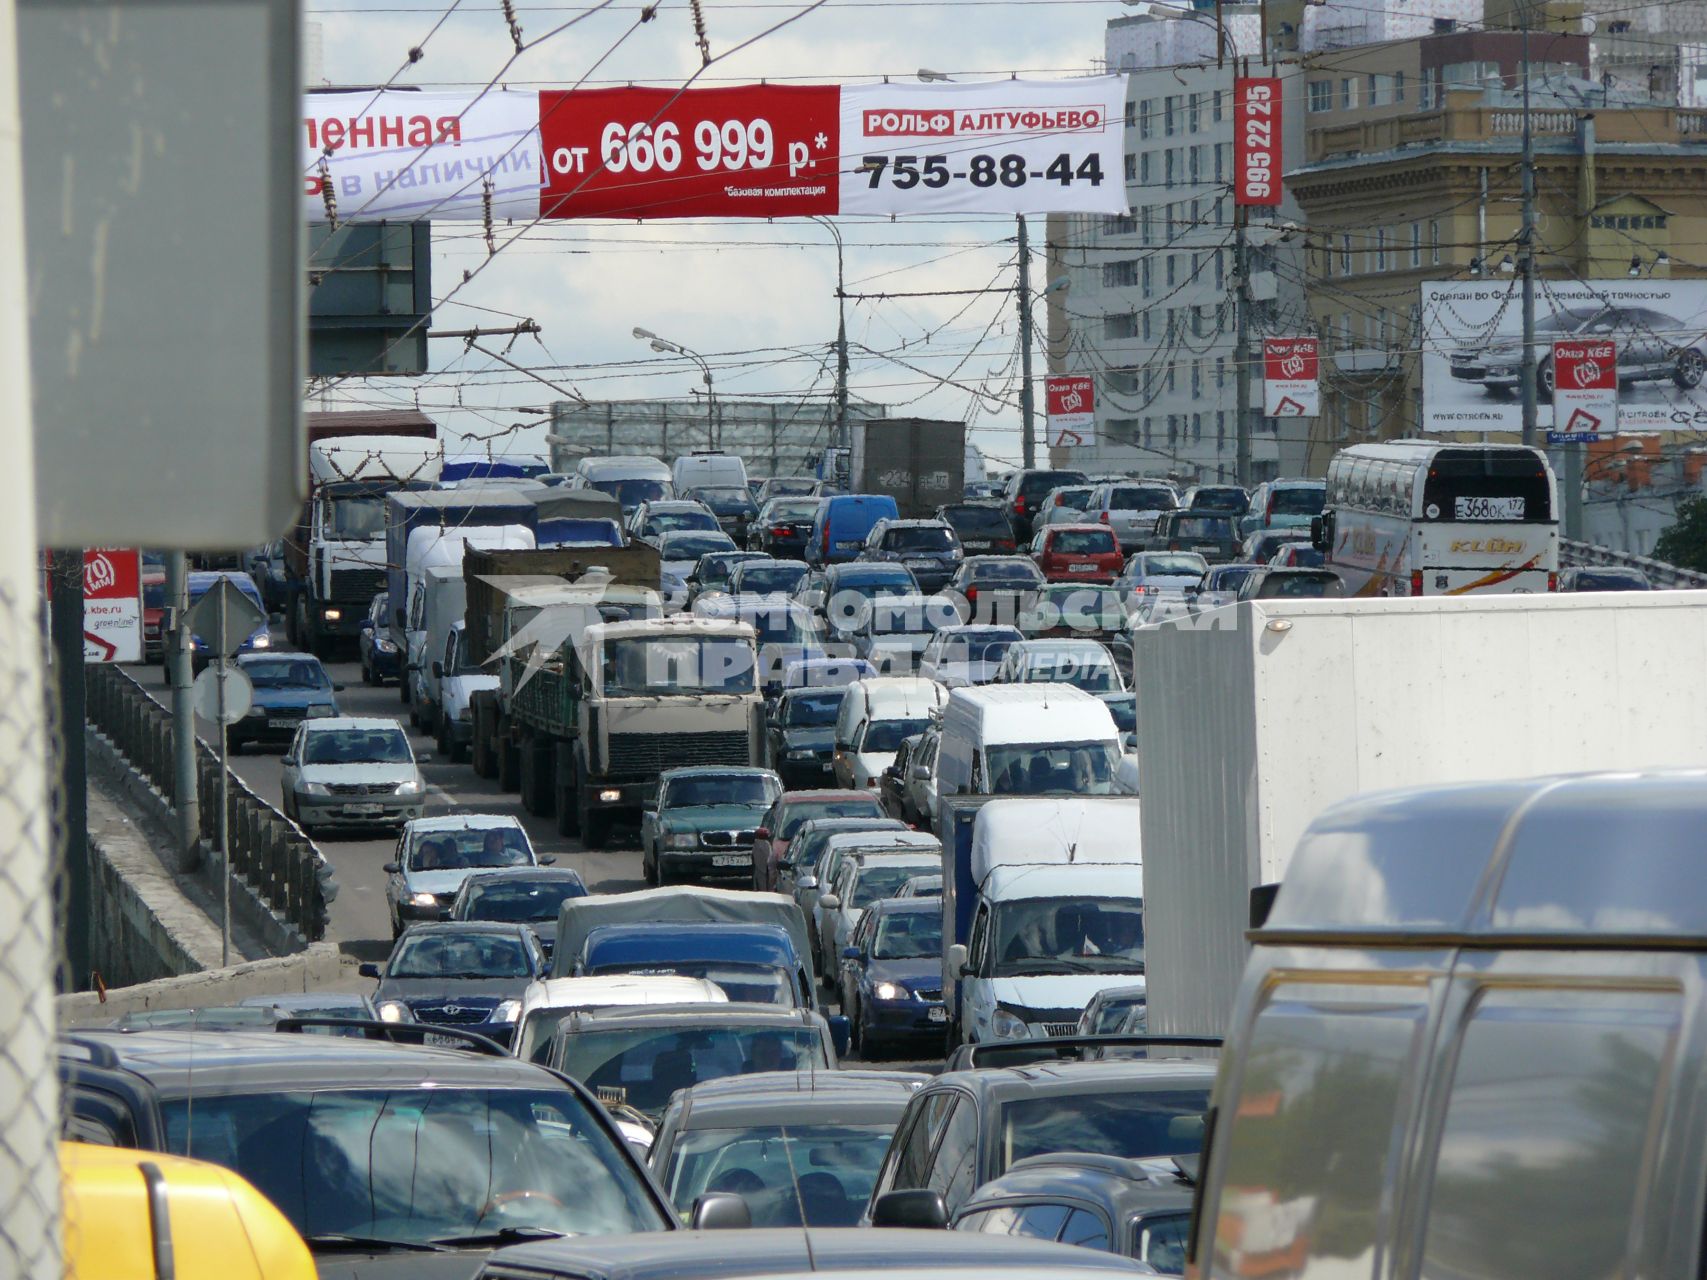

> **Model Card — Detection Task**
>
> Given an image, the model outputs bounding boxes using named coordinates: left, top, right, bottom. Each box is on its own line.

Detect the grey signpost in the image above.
left=188, top=580, right=264, bottom=965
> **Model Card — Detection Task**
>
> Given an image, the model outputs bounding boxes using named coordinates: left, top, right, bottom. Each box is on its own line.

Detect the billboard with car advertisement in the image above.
left=1420, top=280, right=1707, bottom=433
left=304, top=78, right=1129, bottom=222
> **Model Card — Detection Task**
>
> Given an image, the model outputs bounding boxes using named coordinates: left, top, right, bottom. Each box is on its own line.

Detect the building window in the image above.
left=1215, top=250, right=1225, bottom=289
left=1340, top=233, right=1353, bottom=275
left=1419, top=69, right=1435, bottom=108
left=1308, top=80, right=1334, bottom=112
left=1143, top=367, right=1155, bottom=398
left=1142, top=310, right=1152, bottom=341
left=1375, top=228, right=1387, bottom=271
left=1394, top=70, right=1406, bottom=102
left=1124, top=153, right=1137, bottom=182
left=1164, top=95, right=1179, bottom=135
left=1216, top=356, right=1227, bottom=389
left=1430, top=218, right=1441, bottom=265
left=1190, top=146, right=1203, bottom=184
left=1103, top=213, right=1135, bottom=236
left=1216, top=411, right=1226, bottom=448
left=1142, top=257, right=1153, bottom=296
left=1140, top=152, right=1152, bottom=185
left=1124, top=100, right=1136, bottom=128
left=1164, top=150, right=1176, bottom=186
left=1217, top=301, right=1230, bottom=331
left=1188, top=93, right=1202, bottom=132
left=1214, top=142, right=1226, bottom=182
left=1167, top=254, right=1177, bottom=287
left=1166, top=362, right=1177, bottom=393
left=1215, top=194, right=1227, bottom=225
left=1139, top=100, right=1154, bottom=139
left=1410, top=222, right=1422, bottom=268
left=1167, top=415, right=1179, bottom=445
left=1212, top=89, right=1225, bottom=122
left=1192, top=361, right=1203, bottom=396
left=1340, top=77, right=1357, bottom=109
left=1143, top=417, right=1153, bottom=446
left=1103, top=313, right=1138, bottom=340
left=1192, top=412, right=1203, bottom=442
left=1139, top=206, right=1153, bottom=245
left=1104, top=259, right=1139, bottom=288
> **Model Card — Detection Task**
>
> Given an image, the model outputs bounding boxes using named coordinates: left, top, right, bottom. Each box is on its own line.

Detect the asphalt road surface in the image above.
left=132, top=630, right=938, bottom=1071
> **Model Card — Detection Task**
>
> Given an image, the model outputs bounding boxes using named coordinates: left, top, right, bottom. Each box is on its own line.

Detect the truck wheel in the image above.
left=471, top=722, right=492, bottom=778
left=399, top=670, right=411, bottom=705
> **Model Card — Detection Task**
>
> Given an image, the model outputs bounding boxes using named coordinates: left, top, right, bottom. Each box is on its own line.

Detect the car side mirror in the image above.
left=828, top=1013, right=851, bottom=1057
left=538, top=855, right=557, bottom=865
left=948, top=942, right=970, bottom=976
left=911, top=765, right=930, bottom=780
left=871, top=1189, right=949, bottom=1230
left=842, top=946, right=862, bottom=961
left=281, top=755, right=296, bottom=766
left=382, top=861, right=401, bottom=874
left=431, top=661, right=444, bottom=679
left=358, top=962, right=382, bottom=979
left=798, top=875, right=818, bottom=891
left=416, top=753, right=433, bottom=764
left=690, top=1192, right=751, bottom=1230
left=820, top=894, right=840, bottom=910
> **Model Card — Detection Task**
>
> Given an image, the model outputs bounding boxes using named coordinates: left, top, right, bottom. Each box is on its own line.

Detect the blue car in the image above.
left=807, top=494, right=900, bottom=567
left=185, top=571, right=270, bottom=673
left=229, top=653, right=340, bottom=752
left=577, top=921, right=815, bottom=1010
left=359, top=592, right=401, bottom=684
left=838, top=897, right=946, bottom=1060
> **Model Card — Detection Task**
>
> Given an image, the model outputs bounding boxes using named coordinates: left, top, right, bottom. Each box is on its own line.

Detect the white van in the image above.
left=575, top=455, right=674, bottom=511
left=945, top=797, right=1143, bottom=1045
left=403, top=524, right=533, bottom=713
left=832, top=677, right=948, bottom=790
left=935, top=684, right=1125, bottom=807
left=672, top=450, right=749, bottom=494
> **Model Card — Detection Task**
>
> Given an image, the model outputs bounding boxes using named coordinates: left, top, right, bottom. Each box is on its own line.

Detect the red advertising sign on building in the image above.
left=537, top=85, right=841, bottom=219
left=1045, top=375, right=1096, bottom=447
left=1262, top=337, right=1319, bottom=416
left=81, top=548, right=143, bottom=663
left=1233, top=78, right=1282, bottom=207
left=1551, top=339, right=1617, bottom=442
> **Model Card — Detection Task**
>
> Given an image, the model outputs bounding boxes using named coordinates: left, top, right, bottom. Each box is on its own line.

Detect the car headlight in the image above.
left=409, top=891, right=439, bottom=908
left=664, top=832, right=699, bottom=849
left=394, top=778, right=424, bottom=796
left=786, top=748, right=817, bottom=760
left=873, top=982, right=904, bottom=1001
left=250, top=633, right=270, bottom=649
left=377, top=638, right=398, bottom=653
left=377, top=1001, right=408, bottom=1023
left=991, top=1007, right=1030, bottom=1040
left=308, top=704, right=336, bottom=718
left=298, top=781, right=330, bottom=796
left=323, top=608, right=343, bottom=623
left=491, top=999, right=522, bottom=1024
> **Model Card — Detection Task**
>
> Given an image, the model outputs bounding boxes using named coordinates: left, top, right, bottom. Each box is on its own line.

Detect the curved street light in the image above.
left=634, top=327, right=716, bottom=447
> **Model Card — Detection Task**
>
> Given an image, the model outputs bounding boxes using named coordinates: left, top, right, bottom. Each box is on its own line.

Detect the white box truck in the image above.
left=1134, top=590, right=1707, bottom=1038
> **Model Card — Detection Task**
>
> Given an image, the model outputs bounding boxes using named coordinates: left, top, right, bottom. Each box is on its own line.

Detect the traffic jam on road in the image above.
left=75, top=426, right=1707, bottom=1280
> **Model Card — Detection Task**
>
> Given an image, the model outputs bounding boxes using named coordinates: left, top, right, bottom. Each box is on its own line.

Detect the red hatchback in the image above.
left=1032, top=524, right=1124, bottom=583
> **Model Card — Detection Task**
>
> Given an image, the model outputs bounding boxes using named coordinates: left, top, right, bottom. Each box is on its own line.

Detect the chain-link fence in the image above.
left=85, top=665, right=334, bottom=944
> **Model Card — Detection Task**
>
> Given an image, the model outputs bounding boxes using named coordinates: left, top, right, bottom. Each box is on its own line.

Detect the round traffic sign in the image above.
left=192, top=665, right=253, bottom=725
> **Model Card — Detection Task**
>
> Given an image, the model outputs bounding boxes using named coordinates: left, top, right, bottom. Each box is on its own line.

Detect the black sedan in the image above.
left=754, top=497, right=825, bottom=557
left=838, top=898, right=947, bottom=1059
left=360, top=920, right=546, bottom=1048
left=766, top=686, right=849, bottom=788
left=449, top=866, right=590, bottom=964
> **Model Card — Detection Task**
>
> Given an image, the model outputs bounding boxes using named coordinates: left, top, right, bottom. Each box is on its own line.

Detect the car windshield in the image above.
left=942, top=506, right=1011, bottom=538
left=160, top=1087, right=665, bottom=1247
left=1575, top=570, right=1650, bottom=591
left=886, top=526, right=957, bottom=552
left=664, top=774, right=779, bottom=809
left=1021, top=472, right=1087, bottom=499
left=243, top=658, right=330, bottom=689
left=992, top=896, right=1144, bottom=977
left=996, top=1087, right=1209, bottom=1174
left=663, top=1123, right=896, bottom=1227
left=1111, top=486, right=1176, bottom=511
left=873, top=910, right=942, bottom=958
left=738, top=564, right=808, bottom=594
left=1105, top=697, right=1137, bottom=734
left=602, top=636, right=756, bottom=695
left=865, top=601, right=955, bottom=637
left=833, top=572, right=915, bottom=600
left=745, top=608, right=815, bottom=646
left=698, top=488, right=757, bottom=516
left=861, top=719, right=931, bottom=753
left=1135, top=1211, right=1191, bottom=1273
left=1135, top=555, right=1208, bottom=578
left=1190, top=490, right=1246, bottom=513
left=1278, top=545, right=1324, bottom=567
left=1262, top=574, right=1343, bottom=599
left=987, top=741, right=1123, bottom=796
left=1050, top=530, right=1117, bottom=554
left=1207, top=566, right=1258, bottom=591
left=596, top=477, right=669, bottom=508
left=853, top=863, right=936, bottom=908
left=462, top=878, right=586, bottom=923
left=1013, top=650, right=1120, bottom=693
left=302, top=728, right=411, bottom=765
left=938, top=630, right=1019, bottom=665
left=661, top=532, right=734, bottom=557
left=409, top=826, right=532, bottom=871
left=971, top=562, right=1043, bottom=584
left=1049, top=489, right=1094, bottom=509
left=388, top=931, right=533, bottom=979
left=555, top=1025, right=828, bottom=1117
left=1031, top=588, right=1124, bottom=630
left=766, top=479, right=818, bottom=497
left=778, top=799, right=884, bottom=839
left=590, top=960, right=791, bottom=1007
left=766, top=501, right=822, bottom=522
left=793, top=825, right=892, bottom=869
left=1269, top=486, right=1325, bottom=515
left=325, top=493, right=388, bottom=539
left=1175, top=516, right=1234, bottom=538
left=785, top=691, right=845, bottom=727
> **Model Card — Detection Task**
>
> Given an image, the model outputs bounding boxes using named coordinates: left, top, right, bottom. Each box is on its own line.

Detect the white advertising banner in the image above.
left=302, top=90, right=545, bottom=224
left=1420, top=280, right=1707, bottom=432
left=838, top=77, right=1130, bottom=216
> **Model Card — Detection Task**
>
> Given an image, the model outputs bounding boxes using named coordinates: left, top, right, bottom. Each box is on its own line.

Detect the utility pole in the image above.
left=0, top=0, right=65, bottom=1263
left=1234, top=203, right=1253, bottom=486
left=47, top=550, right=89, bottom=991
left=165, top=551, right=199, bottom=869
left=816, top=216, right=850, bottom=450
left=1518, top=0, right=1540, bottom=449
left=1016, top=214, right=1037, bottom=469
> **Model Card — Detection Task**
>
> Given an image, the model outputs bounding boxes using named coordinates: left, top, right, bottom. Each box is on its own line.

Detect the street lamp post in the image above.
left=811, top=217, right=850, bottom=451
left=634, top=326, right=717, bottom=449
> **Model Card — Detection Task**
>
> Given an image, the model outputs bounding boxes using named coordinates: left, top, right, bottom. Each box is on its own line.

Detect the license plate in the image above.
left=1455, top=495, right=1525, bottom=520
left=1195, top=545, right=1217, bottom=552
left=712, top=854, right=746, bottom=867
left=345, top=803, right=382, bottom=816
left=1068, top=564, right=1096, bottom=573
left=837, top=540, right=861, bottom=550
left=821, top=762, right=833, bottom=771
left=267, top=717, right=296, bottom=729
left=928, top=1007, right=947, bottom=1022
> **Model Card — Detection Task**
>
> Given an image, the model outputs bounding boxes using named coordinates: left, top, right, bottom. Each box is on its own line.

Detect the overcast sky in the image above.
left=308, top=0, right=1113, bottom=472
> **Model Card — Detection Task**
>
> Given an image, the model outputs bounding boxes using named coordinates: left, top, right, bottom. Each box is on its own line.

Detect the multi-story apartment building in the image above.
left=1044, top=8, right=1310, bottom=483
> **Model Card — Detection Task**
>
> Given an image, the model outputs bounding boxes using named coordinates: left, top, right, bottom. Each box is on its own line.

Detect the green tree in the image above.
left=1653, top=495, right=1707, bottom=573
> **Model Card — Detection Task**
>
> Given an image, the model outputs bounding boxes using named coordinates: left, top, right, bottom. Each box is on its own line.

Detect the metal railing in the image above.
left=1562, top=539, right=1707, bottom=590
left=85, top=665, right=333, bottom=943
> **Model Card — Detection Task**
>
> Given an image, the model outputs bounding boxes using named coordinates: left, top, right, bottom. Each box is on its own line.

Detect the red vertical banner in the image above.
left=1233, top=77, right=1282, bottom=207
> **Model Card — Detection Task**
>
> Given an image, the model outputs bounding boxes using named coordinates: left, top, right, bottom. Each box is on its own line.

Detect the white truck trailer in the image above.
left=1134, top=590, right=1707, bottom=1037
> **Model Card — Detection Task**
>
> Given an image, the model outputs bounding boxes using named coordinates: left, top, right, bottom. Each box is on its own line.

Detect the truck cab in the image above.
left=425, top=619, right=493, bottom=762
left=941, top=797, right=1144, bottom=1047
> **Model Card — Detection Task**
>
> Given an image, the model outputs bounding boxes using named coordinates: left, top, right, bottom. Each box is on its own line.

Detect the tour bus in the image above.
left=1314, top=441, right=1558, bottom=596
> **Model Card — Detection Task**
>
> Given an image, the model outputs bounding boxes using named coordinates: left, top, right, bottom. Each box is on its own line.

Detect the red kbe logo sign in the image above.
left=1555, top=339, right=1616, bottom=390
left=1047, top=376, right=1095, bottom=417
left=1233, top=78, right=1282, bottom=207
left=1263, top=337, right=1317, bottom=382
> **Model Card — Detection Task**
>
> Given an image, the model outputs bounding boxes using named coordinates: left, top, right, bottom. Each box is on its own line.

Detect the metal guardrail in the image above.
left=1561, top=539, right=1707, bottom=590
left=85, top=665, right=333, bottom=943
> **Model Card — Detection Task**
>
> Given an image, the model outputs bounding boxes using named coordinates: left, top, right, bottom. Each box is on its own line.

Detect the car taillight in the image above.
left=1168, top=541, right=1180, bottom=551
left=772, top=525, right=791, bottom=536
left=999, top=540, right=1015, bottom=552
left=1015, top=496, right=1028, bottom=513
left=1098, top=511, right=1110, bottom=524
left=822, top=524, right=830, bottom=553
left=1411, top=570, right=1423, bottom=596
left=1547, top=571, right=1558, bottom=592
